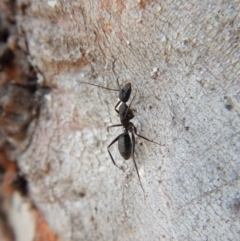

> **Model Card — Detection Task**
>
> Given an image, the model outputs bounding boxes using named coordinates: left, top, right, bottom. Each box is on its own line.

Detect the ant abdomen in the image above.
left=118, top=133, right=132, bottom=160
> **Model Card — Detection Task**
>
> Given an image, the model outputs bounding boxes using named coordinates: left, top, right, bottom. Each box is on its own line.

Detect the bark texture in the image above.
left=16, top=0, right=240, bottom=240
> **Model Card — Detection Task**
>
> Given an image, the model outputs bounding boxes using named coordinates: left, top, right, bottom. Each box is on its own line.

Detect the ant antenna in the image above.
left=112, top=58, right=121, bottom=90
left=79, top=81, right=119, bottom=91
left=116, top=77, right=121, bottom=89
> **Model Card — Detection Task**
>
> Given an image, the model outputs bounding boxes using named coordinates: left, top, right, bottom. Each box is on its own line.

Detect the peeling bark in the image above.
left=14, top=0, right=240, bottom=240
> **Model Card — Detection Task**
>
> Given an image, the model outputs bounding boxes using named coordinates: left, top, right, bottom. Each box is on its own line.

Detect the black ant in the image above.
left=79, top=79, right=163, bottom=195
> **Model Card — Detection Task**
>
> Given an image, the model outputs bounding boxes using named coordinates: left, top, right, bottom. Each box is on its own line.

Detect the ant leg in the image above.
left=131, top=133, right=145, bottom=197
left=114, top=100, right=121, bottom=114
left=107, top=134, right=125, bottom=172
left=132, top=124, right=165, bottom=146
left=107, top=124, right=122, bottom=132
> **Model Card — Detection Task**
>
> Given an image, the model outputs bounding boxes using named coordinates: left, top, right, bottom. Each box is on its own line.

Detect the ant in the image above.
left=79, top=79, right=163, bottom=195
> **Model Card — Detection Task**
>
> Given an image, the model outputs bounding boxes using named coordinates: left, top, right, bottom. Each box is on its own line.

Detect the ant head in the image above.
left=119, top=83, right=131, bottom=102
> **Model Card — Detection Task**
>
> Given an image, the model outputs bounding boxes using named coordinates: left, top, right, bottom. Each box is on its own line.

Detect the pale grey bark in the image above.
left=17, top=0, right=240, bottom=240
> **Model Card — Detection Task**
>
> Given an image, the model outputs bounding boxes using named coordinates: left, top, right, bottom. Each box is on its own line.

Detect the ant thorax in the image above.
left=119, top=103, right=134, bottom=121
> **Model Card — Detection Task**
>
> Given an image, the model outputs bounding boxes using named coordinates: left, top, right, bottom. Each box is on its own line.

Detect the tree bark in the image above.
left=16, top=0, right=240, bottom=240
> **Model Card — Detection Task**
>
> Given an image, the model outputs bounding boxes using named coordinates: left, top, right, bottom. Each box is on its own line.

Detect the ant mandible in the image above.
left=79, top=78, right=163, bottom=194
